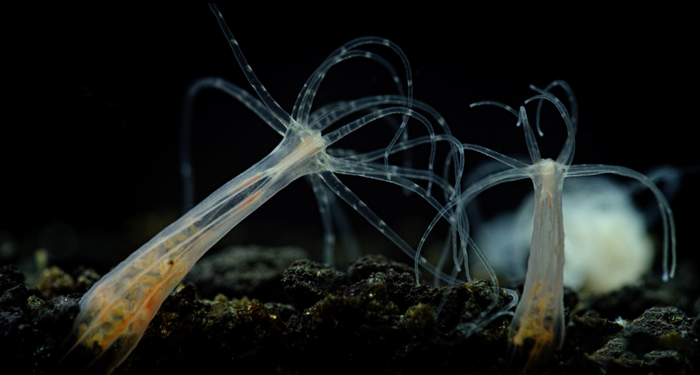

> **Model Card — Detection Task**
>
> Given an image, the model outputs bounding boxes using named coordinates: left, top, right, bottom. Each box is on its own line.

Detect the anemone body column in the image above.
left=509, top=159, right=567, bottom=370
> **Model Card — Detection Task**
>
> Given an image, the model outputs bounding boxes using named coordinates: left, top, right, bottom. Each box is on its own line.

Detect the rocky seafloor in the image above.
left=1, top=245, right=698, bottom=375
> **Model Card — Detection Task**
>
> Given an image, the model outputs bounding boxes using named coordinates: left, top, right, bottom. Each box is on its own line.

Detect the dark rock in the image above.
left=186, top=245, right=308, bottom=302
left=281, top=259, right=349, bottom=310
left=588, top=306, right=697, bottom=374
left=2, top=253, right=697, bottom=374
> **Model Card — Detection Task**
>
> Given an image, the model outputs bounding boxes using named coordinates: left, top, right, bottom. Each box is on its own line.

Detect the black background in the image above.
left=3, top=5, right=697, bottom=272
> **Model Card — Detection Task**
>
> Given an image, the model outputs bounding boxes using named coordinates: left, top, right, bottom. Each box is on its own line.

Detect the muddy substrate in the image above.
left=1, top=246, right=698, bottom=374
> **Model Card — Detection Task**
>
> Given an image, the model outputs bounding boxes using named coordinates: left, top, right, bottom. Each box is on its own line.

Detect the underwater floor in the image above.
left=2, top=244, right=698, bottom=374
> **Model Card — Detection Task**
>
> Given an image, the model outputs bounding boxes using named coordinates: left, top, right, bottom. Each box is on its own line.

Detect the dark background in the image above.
left=3, top=5, right=697, bottom=272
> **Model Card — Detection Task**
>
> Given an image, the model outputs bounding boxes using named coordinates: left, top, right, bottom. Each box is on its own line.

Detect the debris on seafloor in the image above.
left=0, top=253, right=698, bottom=374
left=185, top=245, right=308, bottom=301
left=587, top=306, right=698, bottom=373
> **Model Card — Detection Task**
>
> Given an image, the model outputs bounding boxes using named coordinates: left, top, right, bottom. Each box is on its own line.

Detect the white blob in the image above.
left=473, top=177, right=654, bottom=294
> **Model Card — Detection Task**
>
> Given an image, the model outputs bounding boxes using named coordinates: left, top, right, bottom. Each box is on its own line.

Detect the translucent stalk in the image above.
left=64, top=126, right=326, bottom=374
left=509, top=160, right=567, bottom=370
